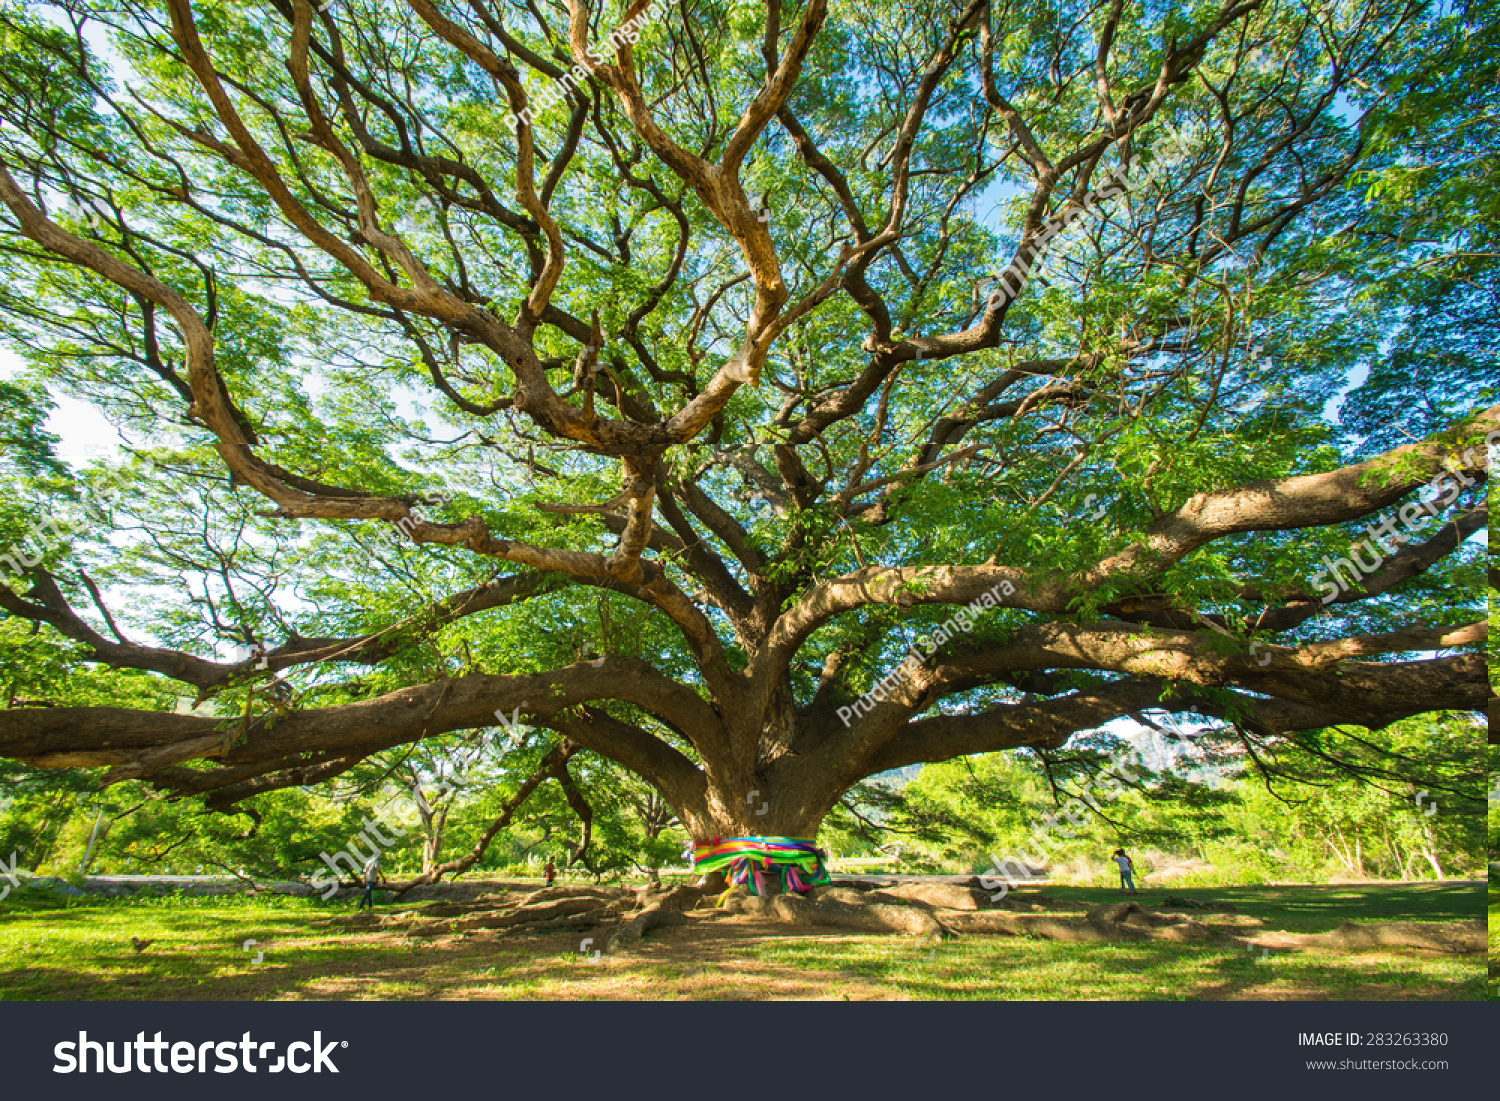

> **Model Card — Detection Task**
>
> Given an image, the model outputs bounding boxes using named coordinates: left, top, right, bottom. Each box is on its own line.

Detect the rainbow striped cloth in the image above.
left=689, top=836, right=831, bottom=900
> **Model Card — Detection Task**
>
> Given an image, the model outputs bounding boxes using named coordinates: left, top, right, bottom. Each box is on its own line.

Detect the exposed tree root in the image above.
left=524, top=906, right=613, bottom=932
left=519, top=885, right=631, bottom=907
left=940, top=911, right=1112, bottom=942
left=606, top=883, right=707, bottom=953
left=398, top=890, right=618, bottom=937
left=862, top=882, right=993, bottom=911
left=769, top=892, right=949, bottom=937
left=1254, top=919, right=1484, bottom=955
left=1159, top=895, right=1239, bottom=912
left=341, top=880, right=1482, bottom=962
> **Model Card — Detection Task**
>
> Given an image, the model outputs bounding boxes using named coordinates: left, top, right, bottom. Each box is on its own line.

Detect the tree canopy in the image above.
left=0, top=0, right=1492, bottom=846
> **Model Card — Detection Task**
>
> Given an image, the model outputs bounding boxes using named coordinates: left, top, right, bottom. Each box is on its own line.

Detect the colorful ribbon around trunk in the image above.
left=689, top=837, right=831, bottom=905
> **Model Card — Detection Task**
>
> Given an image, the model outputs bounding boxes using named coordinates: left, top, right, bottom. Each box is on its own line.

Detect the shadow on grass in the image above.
left=1031, top=881, right=1485, bottom=934
left=1, top=882, right=1487, bottom=1002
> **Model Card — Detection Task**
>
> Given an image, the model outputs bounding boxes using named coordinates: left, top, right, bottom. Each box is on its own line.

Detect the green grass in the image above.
left=1488, top=882, right=1498, bottom=1000
left=743, top=931, right=1478, bottom=1001
left=0, top=889, right=370, bottom=1000
left=0, top=881, right=1485, bottom=1001
left=734, top=881, right=1486, bottom=1001
left=1030, top=882, right=1481, bottom=932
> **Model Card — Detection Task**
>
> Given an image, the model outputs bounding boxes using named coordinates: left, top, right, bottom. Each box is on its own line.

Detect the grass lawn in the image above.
left=1489, top=881, right=1498, bottom=1000
left=0, top=880, right=1484, bottom=1001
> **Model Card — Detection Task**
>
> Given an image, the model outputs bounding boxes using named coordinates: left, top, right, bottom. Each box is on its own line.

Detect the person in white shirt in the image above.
left=359, top=852, right=382, bottom=909
left=1111, top=849, right=1138, bottom=894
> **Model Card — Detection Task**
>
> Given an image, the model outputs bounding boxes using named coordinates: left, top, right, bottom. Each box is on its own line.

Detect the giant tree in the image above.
left=0, top=0, right=1492, bottom=873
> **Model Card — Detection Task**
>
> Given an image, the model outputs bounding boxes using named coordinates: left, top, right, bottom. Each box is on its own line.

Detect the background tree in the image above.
left=0, top=0, right=1492, bottom=864
left=880, top=711, right=1484, bottom=882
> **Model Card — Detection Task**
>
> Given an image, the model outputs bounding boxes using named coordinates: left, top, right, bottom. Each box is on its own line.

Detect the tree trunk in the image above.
left=422, top=806, right=447, bottom=877
left=1419, top=824, right=1444, bottom=880
left=1382, top=829, right=1408, bottom=881
left=1325, top=826, right=1355, bottom=876
left=668, top=769, right=844, bottom=894
left=676, top=782, right=833, bottom=846
left=661, top=681, right=857, bottom=850
left=77, top=806, right=106, bottom=875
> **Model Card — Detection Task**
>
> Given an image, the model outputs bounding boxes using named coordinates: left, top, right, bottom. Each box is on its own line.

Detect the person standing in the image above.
left=544, top=856, right=557, bottom=887
left=1111, top=848, right=1138, bottom=894
left=359, top=851, right=382, bottom=909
